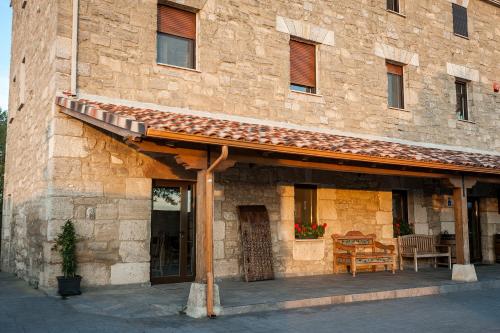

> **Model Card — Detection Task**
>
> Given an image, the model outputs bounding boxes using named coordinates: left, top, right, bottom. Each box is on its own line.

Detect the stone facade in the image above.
left=3, top=0, right=500, bottom=289
left=73, top=0, right=500, bottom=151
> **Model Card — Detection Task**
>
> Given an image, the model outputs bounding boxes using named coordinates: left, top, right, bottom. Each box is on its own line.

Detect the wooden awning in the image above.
left=55, top=94, right=500, bottom=177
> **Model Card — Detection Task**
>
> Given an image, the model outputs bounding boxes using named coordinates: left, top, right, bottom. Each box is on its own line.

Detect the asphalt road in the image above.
left=1, top=273, right=500, bottom=332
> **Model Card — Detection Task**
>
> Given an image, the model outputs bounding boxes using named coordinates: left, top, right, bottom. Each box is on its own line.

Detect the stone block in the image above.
left=376, top=211, right=393, bottom=225
left=378, top=192, right=392, bottom=212
left=214, top=240, right=225, bottom=260
left=47, top=197, right=74, bottom=220
left=278, top=185, right=294, bottom=198
left=77, top=263, right=110, bottom=286
left=119, top=220, right=149, bottom=241
left=119, top=241, right=150, bottom=263
left=185, top=282, right=222, bottom=318
left=293, top=239, right=325, bottom=261
left=96, top=203, right=118, bottom=220
left=94, top=220, right=118, bottom=241
left=47, top=220, right=69, bottom=241
left=50, top=117, right=83, bottom=137
left=381, top=224, right=394, bottom=239
left=125, top=178, right=152, bottom=200
left=73, top=219, right=94, bottom=239
left=118, top=199, right=151, bottom=219
left=318, top=200, right=337, bottom=220
left=48, top=135, right=88, bottom=158
left=110, top=263, right=149, bottom=285
left=280, top=196, right=295, bottom=221
left=214, top=259, right=239, bottom=278
left=213, top=220, right=226, bottom=241
left=452, top=264, right=478, bottom=282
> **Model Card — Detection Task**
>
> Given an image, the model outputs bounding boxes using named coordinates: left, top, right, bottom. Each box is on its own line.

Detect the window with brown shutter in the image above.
left=290, top=40, right=316, bottom=94
left=452, top=4, right=468, bottom=37
left=294, top=185, right=317, bottom=228
left=387, top=62, right=404, bottom=109
left=157, top=5, right=196, bottom=69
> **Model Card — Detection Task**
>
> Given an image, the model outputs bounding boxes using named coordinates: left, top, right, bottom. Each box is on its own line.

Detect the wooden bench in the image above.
left=397, top=234, right=452, bottom=272
left=332, top=231, right=397, bottom=277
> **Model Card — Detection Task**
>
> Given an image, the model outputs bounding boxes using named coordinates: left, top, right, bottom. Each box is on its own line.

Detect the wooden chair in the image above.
left=397, top=234, right=452, bottom=272
left=332, top=231, right=397, bottom=277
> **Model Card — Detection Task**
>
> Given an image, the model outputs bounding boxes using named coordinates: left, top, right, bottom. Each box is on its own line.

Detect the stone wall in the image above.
left=1, top=0, right=59, bottom=287
left=213, top=165, right=447, bottom=280
left=74, top=0, right=500, bottom=152
left=480, top=197, right=500, bottom=264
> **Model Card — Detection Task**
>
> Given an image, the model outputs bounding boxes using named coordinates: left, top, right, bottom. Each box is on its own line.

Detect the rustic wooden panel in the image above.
left=238, top=205, right=275, bottom=282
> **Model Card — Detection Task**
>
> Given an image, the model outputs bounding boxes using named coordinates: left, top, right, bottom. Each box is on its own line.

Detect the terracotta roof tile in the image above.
left=56, top=96, right=500, bottom=172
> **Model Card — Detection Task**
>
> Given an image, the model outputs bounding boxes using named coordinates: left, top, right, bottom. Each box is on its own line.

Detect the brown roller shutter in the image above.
left=158, top=5, right=196, bottom=40
left=290, top=40, right=316, bottom=88
left=386, top=62, right=403, bottom=75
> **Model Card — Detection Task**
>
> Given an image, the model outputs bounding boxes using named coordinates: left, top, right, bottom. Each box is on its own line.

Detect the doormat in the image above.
left=237, top=205, right=275, bottom=282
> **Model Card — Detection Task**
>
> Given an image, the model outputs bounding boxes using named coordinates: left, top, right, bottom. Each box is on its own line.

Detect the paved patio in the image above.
left=59, top=264, right=500, bottom=318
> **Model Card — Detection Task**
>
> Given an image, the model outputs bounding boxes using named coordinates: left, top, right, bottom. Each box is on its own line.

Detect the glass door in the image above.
left=150, top=181, right=195, bottom=284
left=467, top=197, right=482, bottom=263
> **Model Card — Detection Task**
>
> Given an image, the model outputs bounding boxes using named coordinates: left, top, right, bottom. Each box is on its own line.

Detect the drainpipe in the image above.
left=70, top=0, right=79, bottom=95
left=205, top=145, right=228, bottom=317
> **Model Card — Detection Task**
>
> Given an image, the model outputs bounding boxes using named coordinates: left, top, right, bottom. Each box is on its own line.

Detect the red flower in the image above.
left=323, top=223, right=327, bottom=228
left=294, top=223, right=299, bottom=229
left=312, top=224, right=318, bottom=230
left=297, top=227, right=302, bottom=233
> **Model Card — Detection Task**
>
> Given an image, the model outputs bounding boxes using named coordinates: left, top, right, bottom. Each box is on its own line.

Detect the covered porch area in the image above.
left=55, top=95, right=500, bottom=318
left=64, top=265, right=500, bottom=318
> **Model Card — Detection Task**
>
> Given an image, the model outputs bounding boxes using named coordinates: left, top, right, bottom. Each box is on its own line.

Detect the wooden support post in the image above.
left=195, top=170, right=206, bottom=283
left=452, top=186, right=468, bottom=264
left=449, top=177, right=477, bottom=265
left=204, top=146, right=228, bottom=318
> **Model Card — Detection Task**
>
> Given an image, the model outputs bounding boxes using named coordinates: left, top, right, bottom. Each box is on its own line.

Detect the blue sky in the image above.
left=0, top=3, right=12, bottom=111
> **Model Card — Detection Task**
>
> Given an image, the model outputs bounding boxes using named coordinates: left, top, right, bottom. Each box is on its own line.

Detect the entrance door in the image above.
left=150, top=180, right=195, bottom=284
left=467, top=197, right=482, bottom=263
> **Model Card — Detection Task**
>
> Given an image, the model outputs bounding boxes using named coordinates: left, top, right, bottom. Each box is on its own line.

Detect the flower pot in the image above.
left=57, top=275, right=82, bottom=297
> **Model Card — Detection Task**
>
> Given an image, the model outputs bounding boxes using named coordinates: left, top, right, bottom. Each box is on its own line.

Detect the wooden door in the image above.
left=150, top=180, right=196, bottom=284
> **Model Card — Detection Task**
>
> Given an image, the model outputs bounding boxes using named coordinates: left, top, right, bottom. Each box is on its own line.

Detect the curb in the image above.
left=221, top=279, right=500, bottom=316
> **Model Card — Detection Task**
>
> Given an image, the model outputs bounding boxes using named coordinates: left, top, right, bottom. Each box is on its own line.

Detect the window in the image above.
left=456, top=80, right=469, bottom=121
left=157, top=5, right=196, bottom=69
left=387, top=0, right=400, bottom=13
left=290, top=40, right=316, bottom=94
left=294, top=185, right=317, bottom=227
left=387, top=62, right=404, bottom=109
left=392, top=190, right=410, bottom=237
left=452, top=4, right=468, bottom=37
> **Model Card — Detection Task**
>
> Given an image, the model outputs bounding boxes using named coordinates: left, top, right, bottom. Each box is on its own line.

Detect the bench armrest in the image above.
left=374, top=241, right=395, bottom=253
left=334, top=242, right=357, bottom=253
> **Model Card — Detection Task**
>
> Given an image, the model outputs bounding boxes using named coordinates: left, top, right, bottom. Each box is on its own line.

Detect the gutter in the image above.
left=205, top=145, right=228, bottom=317
left=70, top=0, right=79, bottom=95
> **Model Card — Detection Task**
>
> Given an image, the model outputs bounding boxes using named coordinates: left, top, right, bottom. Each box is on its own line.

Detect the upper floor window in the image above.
left=157, top=5, right=196, bottom=69
left=387, top=62, right=404, bottom=109
left=456, top=79, right=469, bottom=121
left=387, top=0, right=400, bottom=13
left=290, top=39, right=316, bottom=94
left=452, top=4, right=468, bottom=38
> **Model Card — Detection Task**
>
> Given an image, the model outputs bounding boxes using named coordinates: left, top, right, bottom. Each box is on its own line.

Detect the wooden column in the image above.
left=449, top=177, right=477, bottom=265
left=452, top=186, right=468, bottom=264
left=195, top=170, right=206, bottom=283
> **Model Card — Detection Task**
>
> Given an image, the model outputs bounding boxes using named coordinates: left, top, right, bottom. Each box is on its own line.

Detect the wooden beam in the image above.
left=146, top=128, right=500, bottom=175
left=233, top=155, right=448, bottom=179
left=195, top=170, right=206, bottom=283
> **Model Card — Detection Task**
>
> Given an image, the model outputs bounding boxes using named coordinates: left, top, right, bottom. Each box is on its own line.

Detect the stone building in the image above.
left=2, top=0, right=500, bottom=307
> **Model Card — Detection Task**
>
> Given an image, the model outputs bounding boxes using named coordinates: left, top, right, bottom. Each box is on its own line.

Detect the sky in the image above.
left=0, top=3, right=12, bottom=111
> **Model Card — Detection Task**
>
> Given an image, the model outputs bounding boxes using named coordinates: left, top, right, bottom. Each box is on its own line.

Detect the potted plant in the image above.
left=295, top=222, right=327, bottom=239
left=53, top=219, right=81, bottom=297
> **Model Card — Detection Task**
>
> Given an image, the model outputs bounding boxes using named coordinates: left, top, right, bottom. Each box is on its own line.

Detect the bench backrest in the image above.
left=332, top=231, right=376, bottom=252
left=398, top=234, right=436, bottom=254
